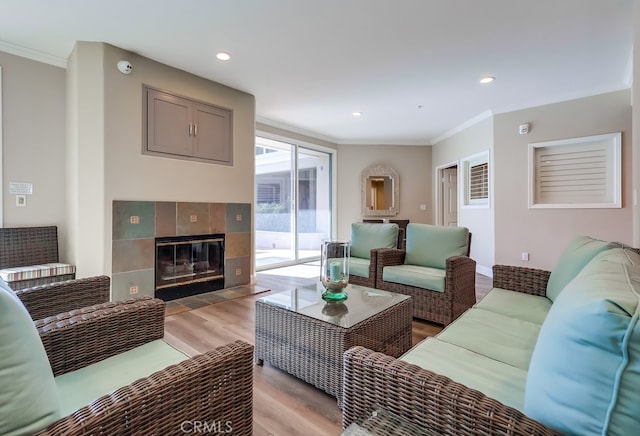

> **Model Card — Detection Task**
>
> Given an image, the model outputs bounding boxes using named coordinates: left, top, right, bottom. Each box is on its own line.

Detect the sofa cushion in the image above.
left=545, top=235, right=618, bottom=301
left=404, top=224, right=469, bottom=269
left=474, top=287, right=552, bottom=325
left=401, top=337, right=528, bottom=412
left=0, top=262, right=76, bottom=282
left=350, top=223, right=398, bottom=260
left=525, top=248, right=640, bottom=435
left=55, top=339, right=189, bottom=416
left=0, top=279, right=62, bottom=435
left=382, top=264, right=446, bottom=292
left=436, top=308, right=542, bottom=371
left=349, top=257, right=370, bottom=278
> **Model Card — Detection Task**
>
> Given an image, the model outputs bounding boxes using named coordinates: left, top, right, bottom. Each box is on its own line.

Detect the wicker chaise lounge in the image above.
left=0, top=226, right=76, bottom=290
left=0, top=279, right=254, bottom=435
left=343, top=263, right=560, bottom=435
left=344, top=237, right=640, bottom=435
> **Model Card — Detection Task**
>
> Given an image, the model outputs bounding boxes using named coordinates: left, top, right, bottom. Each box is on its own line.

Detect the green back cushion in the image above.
left=350, top=223, right=399, bottom=260
left=404, top=224, right=469, bottom=269
left=546, top=235, right=618, bottom=301
left=0, top=279, right=62, bottom=434
left=524, top=248, right=640, bottom=434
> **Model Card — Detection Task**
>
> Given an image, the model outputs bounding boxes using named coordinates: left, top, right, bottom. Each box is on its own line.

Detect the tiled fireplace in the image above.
left=112, top=201, right=251, bottom=301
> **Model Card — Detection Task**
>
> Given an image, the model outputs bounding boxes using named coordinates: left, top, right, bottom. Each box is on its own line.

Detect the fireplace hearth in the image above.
left=155, top=234, right=225, bottom=301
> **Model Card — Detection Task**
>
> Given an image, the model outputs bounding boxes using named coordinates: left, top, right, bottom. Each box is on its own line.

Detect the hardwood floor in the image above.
left=163, top=263, right=492, bottom=436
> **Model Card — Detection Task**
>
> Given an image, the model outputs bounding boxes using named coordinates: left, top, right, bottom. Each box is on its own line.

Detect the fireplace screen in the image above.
left=155, top=234, right=224, bottom=300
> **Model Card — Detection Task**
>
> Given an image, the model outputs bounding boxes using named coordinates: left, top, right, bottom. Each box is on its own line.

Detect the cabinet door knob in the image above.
left=194, top=123, right=198, bottom=137
left=189, top=123, right=193, bottom=136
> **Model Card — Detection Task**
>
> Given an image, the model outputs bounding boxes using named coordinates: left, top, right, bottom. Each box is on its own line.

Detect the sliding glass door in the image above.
left=255, top=136, right=332, bottom=270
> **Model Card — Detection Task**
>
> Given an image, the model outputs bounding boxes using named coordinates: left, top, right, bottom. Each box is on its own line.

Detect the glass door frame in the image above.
left=255, top=130, right=337, bottom=271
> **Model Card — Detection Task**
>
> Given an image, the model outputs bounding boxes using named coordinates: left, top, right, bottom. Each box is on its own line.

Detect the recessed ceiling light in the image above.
left=216, top=52, right=231, bottom=61
left=479, top=76, right=495, bottom=84
left=352, top=112, right=362, bottom=117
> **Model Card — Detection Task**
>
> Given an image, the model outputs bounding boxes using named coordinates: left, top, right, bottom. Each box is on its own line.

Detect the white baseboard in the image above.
left=476, top=264, right=492, bottom=278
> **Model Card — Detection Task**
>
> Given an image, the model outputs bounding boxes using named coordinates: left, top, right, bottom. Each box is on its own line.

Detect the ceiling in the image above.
left=0, top=0, right=633, bottom=145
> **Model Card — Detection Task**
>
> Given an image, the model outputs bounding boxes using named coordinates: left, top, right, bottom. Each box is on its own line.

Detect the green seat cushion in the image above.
left=55, top=339, right=189, bottom=416
left=349, top=257, right=370, bottom=278
left=474, top=287, right=552, bottom=325
left=545, top=235, right=618, bottom=301
left=350, top=223, right=399, bottom=260
left=404, top=224, right=469, bottom=269
left=436, top=308, right=542, bottom=371
left=0, top=279, right=62, bottom=435
left=525, top=248, right=640, bottom=434
left=401, top=337, right=528, bottom=412
left=382, top=264, right=445, bottom=292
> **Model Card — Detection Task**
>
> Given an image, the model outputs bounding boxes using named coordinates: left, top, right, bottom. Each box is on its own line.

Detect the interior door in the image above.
left=442, top=167, right=458, bottom=226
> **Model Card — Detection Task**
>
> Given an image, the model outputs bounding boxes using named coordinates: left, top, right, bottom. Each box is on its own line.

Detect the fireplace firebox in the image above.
left=154, top=234, right=225, bottom=301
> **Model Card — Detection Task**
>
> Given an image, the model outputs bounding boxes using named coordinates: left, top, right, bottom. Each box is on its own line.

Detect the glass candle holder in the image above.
left=320, top=239, right=350, bottom=301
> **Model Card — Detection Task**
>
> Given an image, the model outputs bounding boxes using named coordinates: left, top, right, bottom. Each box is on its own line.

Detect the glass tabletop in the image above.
left=257, top=282, right=410, bottom=328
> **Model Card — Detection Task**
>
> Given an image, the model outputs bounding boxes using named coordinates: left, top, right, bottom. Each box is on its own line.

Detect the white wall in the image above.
left=431, top=116, right=495, bottom=275
left=0, top=51, right=69, bottom=258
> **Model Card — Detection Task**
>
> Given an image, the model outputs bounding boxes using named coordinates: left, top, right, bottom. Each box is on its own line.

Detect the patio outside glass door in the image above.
left=255, top=136, right=332, bottom=270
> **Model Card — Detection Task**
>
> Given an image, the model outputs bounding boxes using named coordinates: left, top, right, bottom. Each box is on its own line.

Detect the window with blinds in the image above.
left=462, top=151, right=490, bottom=208
left=529, top=133, right=621, bottom=208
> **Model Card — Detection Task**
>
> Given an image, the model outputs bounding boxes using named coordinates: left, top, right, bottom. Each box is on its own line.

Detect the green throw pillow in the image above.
left=0, top=279, right=62, bottom=435
left=525, top=248, right=640, bottom=434
left=545, top=235, right=618, bottom=301
left=350, top=223, right=399, bottom=260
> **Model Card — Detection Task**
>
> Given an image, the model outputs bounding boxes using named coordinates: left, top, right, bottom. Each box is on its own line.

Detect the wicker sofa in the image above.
left=343, top=236, right=640, bottom=435
left=375, top=223, right=475, bottom=325
left=0, top=226, right=75, bottom=290
left=0, top=278, right=254, bottom=435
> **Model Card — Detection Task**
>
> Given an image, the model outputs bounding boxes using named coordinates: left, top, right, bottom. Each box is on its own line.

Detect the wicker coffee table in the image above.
left=255, top=283, right=413, bottom=401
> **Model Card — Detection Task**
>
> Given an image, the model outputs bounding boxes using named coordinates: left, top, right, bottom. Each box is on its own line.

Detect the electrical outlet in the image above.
left=236, top=214, right=242, bottom=221
left=129, top=285, right=139, bottom=295
left=521, top=252, right=529, bottom=262
left=235, top=268, right=242, bottom=276
left=190, top=215, right=198, bottom=222
left=130, top=216, right=140, bottom=224
left=419, top=204, right=427, bottom=211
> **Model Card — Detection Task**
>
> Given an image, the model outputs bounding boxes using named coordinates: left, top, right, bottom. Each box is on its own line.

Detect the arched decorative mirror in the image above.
left=361, top=164, right=399, bottom=217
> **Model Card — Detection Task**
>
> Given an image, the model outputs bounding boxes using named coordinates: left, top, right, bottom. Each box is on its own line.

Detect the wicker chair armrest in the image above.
left=36, top=340, right=254, bottom=436
left=492, top=265, right=551, bottom=296
left=342, top=346, right=558, bottom=435
left=15, top=275, right=110, bottom=320
left=446, top=255, right=477, bottom=310
left=36, top=297, right=166, bottom=376
left=376, top=248, right=405, bottom=267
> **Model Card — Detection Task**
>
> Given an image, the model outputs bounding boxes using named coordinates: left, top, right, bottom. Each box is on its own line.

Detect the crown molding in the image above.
left=0, top=40, right=67, bottom=68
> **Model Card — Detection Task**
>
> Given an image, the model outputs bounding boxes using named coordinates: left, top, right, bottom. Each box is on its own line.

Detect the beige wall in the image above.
left=494, top=90, right=633, bottom=270
left=336, top=144, right=431, bottom=240
left=432, top=116, right=495, bottom=274
left=67, top=42, right=256, bottom=277
left=0, top=51, right=69, bottom=259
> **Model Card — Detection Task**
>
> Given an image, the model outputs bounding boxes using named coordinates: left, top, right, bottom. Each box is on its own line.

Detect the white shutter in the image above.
left=529, top=133, right=621, bottom=208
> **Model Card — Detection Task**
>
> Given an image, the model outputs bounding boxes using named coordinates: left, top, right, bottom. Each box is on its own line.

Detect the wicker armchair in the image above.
left=375, top=224, right=475, bottom=325
left=0, top=281, right=254, bottom=436
left=15, top=275, right=111, bottom=320
left=342, top=264, right=559, bottom=435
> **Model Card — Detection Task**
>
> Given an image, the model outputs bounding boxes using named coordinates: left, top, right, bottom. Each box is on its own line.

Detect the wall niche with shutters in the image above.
left=142, top=85, right=233, bottom=165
